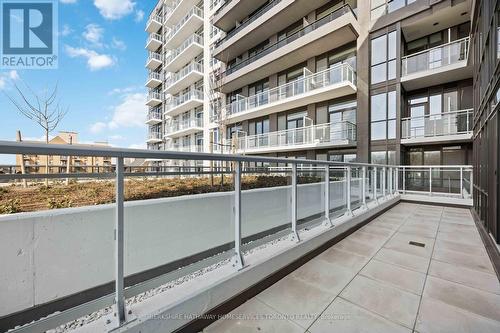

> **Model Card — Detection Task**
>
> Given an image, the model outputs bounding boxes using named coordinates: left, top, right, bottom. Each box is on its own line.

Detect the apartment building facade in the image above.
left=147, top=0, right=499, bottom=242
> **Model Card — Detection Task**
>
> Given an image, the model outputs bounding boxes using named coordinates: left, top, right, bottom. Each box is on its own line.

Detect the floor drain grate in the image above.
left=409, top=241, right=426, bottom=248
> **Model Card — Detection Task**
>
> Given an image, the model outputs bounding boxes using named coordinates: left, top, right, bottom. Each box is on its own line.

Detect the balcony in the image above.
left=401, top=109, right=473, bottom=145
left=164, top=34, right=203, bottom=73
left=225, top=64, right=356, bottom=123
left=146, top=33, right=163, bottom=51
left=214, top=0, right=335, bottom=61
left=145, top=72, right=163, bottom=88
left=164, top=0, right=200, bottom=27
left=165, top=118, right=204, bottom=137
left=401, top=37, right=472, bottom=90
left=219, top=5, right=359, bottom=93
left=164, top=89, right=203, bottom=117
left=163, top=62, right=203, bottom=95
left=164, top=7, right=203, bottom=49
left=212, top=0, right=269, bottom=31
left=146, top=92, right=163, bottom=106
left=145, top=52, right=162, bottom=70
left=234, top=121, right=356, bottom=154
left=145, top=14, right=162, bottom=33
left=167, top=144, right=203, bottom=152
left=146, top=131, right=163, bottom=143
left=145, top=108, right=162, bottom=125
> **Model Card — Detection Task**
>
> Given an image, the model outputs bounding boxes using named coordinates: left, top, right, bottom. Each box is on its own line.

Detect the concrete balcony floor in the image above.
left=205, top=203, right=500, bottom=333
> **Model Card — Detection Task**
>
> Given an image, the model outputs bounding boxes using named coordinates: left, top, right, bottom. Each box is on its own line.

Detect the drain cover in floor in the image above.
left=409, top=241, right=426, bottom=247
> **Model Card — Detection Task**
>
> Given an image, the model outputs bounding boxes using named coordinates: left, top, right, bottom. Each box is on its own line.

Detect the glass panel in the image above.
left=371, top=35, right=387, bottom=64
left=371, top=122, right=387, bottom=140
left=371, top=63, right=387, bottom=84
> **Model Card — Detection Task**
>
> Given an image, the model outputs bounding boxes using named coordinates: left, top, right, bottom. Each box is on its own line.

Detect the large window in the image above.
left=371, top=91, right=396, bottom=141
left=371, top=0, right=416, bottom=20
left=371, top=31, right=397, bottom=84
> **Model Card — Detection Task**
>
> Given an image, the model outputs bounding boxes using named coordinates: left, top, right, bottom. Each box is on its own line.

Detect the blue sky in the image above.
left=0, top=0, right=156, bottom=163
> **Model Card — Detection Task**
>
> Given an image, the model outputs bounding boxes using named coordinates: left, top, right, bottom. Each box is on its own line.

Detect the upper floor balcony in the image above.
left=166, top=144, right=204, bottom=152
left=401, top=109, right=473, bottom=145
left=145, top=72, right=163, bottom=88
left=164, top=0, right=200, bottom=27
left=234, top=121, right=356, bottom=154
left=164, top=7, right=203, bottom=50
left=212, top=0, right=268, bottom=31
left=145, top=108, right=163, bottom=125
left=146, top=130, right=163, bottom=143
left=213, top=0, right=336, bottom=62
left=225, top=64, right=356, bottom=123
left=146, top=52, right=162, bottom=70
left=218, top=4, right=359, bottom=93
left=146, top=91, right=163, bottom=107
left=146, top=33, right=163, bottom=52
left=164, top=62, right=203, bottom=95
left=401, top=37, right=472, bottom=90
left=165, top=118, right=204, bottom=138
left=164, top=34, right=203, bottom=73
left=164, top=89, right=204, bottom=117
left=145, top=14, right=162, bottom=33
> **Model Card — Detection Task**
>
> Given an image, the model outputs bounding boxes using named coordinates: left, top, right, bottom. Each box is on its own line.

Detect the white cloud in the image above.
left=94, top=0, right=135, bottom=20
left=60, top=24, right=73, bottom=37
left=65, top=45, right=115, bottom=71
left=134, top=10, right=144, bottom=22
left=108, top=93, right=147, bottom=129
left=111, top=37, right=126, bottom=51
left=0, top=70, right=19, bottom=90
left=90, top=121, right=107, bottom=133
left=82, top=24, right=104, bottom=46
left=129, top=143, right=146, bottom=149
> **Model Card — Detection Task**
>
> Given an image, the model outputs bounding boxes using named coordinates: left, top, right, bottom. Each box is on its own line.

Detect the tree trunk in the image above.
left=45, top=131, right=49, bottom=187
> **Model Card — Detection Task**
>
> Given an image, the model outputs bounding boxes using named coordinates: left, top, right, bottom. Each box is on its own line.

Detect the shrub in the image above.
left=47, top=196, right=73, bottom=209
left=0, top=199, right=20, bottom=214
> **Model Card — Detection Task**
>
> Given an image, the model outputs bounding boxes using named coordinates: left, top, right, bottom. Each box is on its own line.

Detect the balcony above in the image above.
left=146, top=132, right=163, bottom=143
left=145, top=109, right=163, bottom=125
left=212, top=0, right=269, bottom=31
left=146, top=52, right=162, bottom=70
left=164, top=62, right=203, bottom=95
left=164, top=34, right=203, bottom=73
left=213, top=0, right=334, bottom=61
left=219, top=5, right=359, bottom=93
left=166, top=144, right=203, bottom=152
left=146, top=33, right=163, bottom=51
left=401, top=109, right=473, bottom=145
left=225, top=64, right=356, bottom=123
left=165, top=118, right=204, bottom=138
left=145, top=15, right=162, bottom=33
left=401, top=37, right=472, bottom=91
left=146, top=72, right=163, bottom=88
left=164, top=89, right=203, bottom=117
left=146, top=92, right=163, bottom=107
left=234, top=121, right=356, bottom=154
left=164, top=0, right=199, bottom=27
left=164, top=7, right=203, bottom=50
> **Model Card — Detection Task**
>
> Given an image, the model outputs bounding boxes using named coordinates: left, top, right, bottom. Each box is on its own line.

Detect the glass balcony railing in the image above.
left=402, top=37, right=470, bottom=76
left=147, top=33, right=163, bottom=44
left=226, top=63, right=356, bottom=116
left=215, top=0, right=282, bottom=48
left=166, top=89, right=204, bottom=111
left=147, top=52, right=162, bottom=64
left=168, top=118, right=204, bottom=133
left=147, top=15, right=163, bottom=29
left=165, top=34, right=203, bottom=66
left=147, top=92, right=162, bottom=101
left=165, top=62, right=203, bottom=88
left=147, top=109, right=162, bottom=122
left=235, top=121, right=356, bottom=152
left=224, top=4, right=355, bottom=76
left=167, top=144, right=204, bottom=152
left=147, top=131, right=163, bottom=141
left=147, top=72, right=162, bottom=82
left=401, top=109, right=473, bottom=139
left=165, top=7, right=203, bottom=42
left=164, top=0, right=181, bottom=20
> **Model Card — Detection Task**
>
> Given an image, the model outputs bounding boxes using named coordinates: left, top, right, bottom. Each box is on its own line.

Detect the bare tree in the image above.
left=6, top=82, right=69, bottom=185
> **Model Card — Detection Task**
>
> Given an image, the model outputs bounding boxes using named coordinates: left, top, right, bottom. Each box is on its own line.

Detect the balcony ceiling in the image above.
left=401, top=62, right=472, bottom=91
left=401, top=0, right=471, bottom=42
left=212, top=0, right=269, bottom=31
left=214, top=0, right=332, bottom=61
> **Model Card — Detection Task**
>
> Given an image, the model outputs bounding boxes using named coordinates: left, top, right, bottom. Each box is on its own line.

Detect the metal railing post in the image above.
left=345, top=166, right=352, bottom=216
left=362, top=166, right=367, bottom=208
left=469, top=169, right=473, bottom=197
left=395, top=167, right=399, bottom=194
left=324, top=165, right=333, bottom=227
left=388, top=167, right=393, bottom=196
left=232, top=161, right=244, bottom=269
left=114, top=157, right=126, bottom=326
left=403, top=166, right=406, bottom=194
left=373, top=167, right=378, bottom=203
left=429, top=167, right=433, bottom=196
left=460, top=167, right=464, bottom=198
left=291, top=164, right=300, bottom=242
left=382, top=167, right=386, bottom=198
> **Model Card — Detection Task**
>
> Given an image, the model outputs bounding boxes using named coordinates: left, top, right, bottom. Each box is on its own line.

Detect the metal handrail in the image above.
left=165, top=34, right=203, bottom=66
left=166, top=89, right=203, bottom=111
left=166, top=7, right=203, bottom=42
left=224, top=4, right=354, bottom=76
left=147, top=110, right=162, bottom=121
left=401, top=37, right=470, bottom=76
left=214, top=0, right=282, bottom=48
left=165, top=62, right=203, bottom=87
left=401, top=109, right=473, bottom=139
left=226, top=63, right=356, bottom=116
left=147, top=72, right=162, bottom=81
left=147, top=92, right=162, bottom=100
left=147, top=33, right=163, bottom=43
left=168, top=118, right=204, bottom=133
